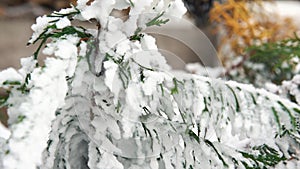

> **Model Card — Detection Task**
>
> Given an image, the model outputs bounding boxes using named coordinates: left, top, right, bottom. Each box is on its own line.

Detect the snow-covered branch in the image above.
left=0, top=0, right=299, bottom=169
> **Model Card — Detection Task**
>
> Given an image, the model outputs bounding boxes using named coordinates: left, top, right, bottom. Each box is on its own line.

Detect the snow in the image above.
left=142, top=70, right=169, bottom=96
left=43, top=35, right=79, bottom=76
left=80, top=0, right=116, bottom=26
left=55, top=17, right=71, bottom=29
left=0, top=68, right=23, bottom=86
left=132, top=50, right=170, bottom=70
left=116, top=40, right=131, bottom=55
left=185, top=63, right=224, bottom=78
left=106, top=31, right=127, bottom=48
left=1, top=20, right=80, bottom=168
left=54, top=39, right=78, bottom=59
left=29, top=16, right=58, bottom=44
left=265, top=82, right=279, bottom=94
left=165, top=0, right=187, bottom=18
left=0, top=123, right=10, bottom=140
left=282, top=74, right=300, bottom=104
left=107, top=17, right=123, bottom=32
left=97, top=152, right=124, bottom=169
left=1, top=0, right=300, bottom=168
left=141, top=34, right=158, bottom=51
left=19, top=57, right=37, bottom=76
left=2, top=56, right=70, bottom=168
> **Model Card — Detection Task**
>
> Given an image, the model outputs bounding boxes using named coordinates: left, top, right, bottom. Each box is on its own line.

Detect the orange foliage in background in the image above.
left=210, top=0, right=297, bottom=64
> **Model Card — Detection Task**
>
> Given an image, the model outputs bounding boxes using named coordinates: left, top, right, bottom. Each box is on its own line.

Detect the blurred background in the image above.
left=1, top=0, right=300, bottom=68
